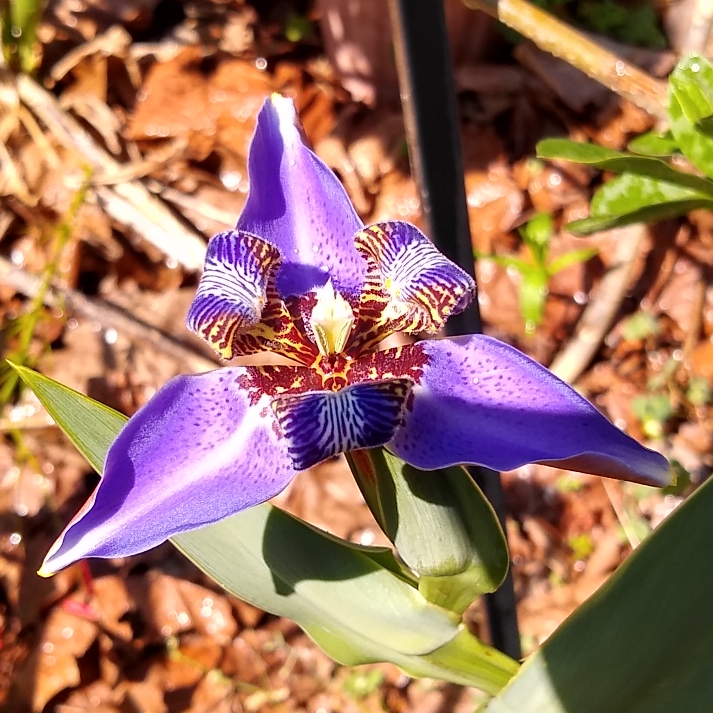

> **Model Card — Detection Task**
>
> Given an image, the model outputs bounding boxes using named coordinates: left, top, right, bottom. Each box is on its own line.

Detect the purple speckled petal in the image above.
left=389, top=336, right=670, bottom=486
left=238, top=95, right=364, bottom=298
left=40, top=369, right=297, bottom=575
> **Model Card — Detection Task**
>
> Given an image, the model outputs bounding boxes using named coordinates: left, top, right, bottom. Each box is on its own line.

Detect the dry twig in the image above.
left=682, top=0, right=713, bottom=53
left=462, top=0, right=668, bottom=120
left=549, top=225, right=648, bottom=384
left=14, top=74, right=208, bottom=272
left=0, top=256, right=218, bottom=373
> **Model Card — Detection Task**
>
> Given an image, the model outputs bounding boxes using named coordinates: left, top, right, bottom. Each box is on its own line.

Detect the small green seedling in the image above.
left=1, top=0, right=46, bottom=74
left=343, top=669, right=385, bottom=700
left=284, top=13, right=312, bottom=43
left=686, top=375, right=712, bottom=407
left=622, top=311, right=660, bottom=342
left=568, top=533, right=595, bottom=561
left=476, top=212, right=597, bottom=334
left=631, top=393, right=674, bottom=439
left=537, top=54, right=713, bottom=236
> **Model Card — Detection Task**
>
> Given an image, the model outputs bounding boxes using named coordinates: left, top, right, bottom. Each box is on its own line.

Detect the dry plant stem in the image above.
left=683, top=0, right=713, bottom=53
left=0, top=256, right=218, bottom=373
left=13, top=74, right=207, bottom=272
left=549, top=224, right=648, bottom=384
left=602, top=479, right=641, bottom=549
left=683, top=278, right=706, bottom=359
left=6, top=177, right=89, bottom=379
left=157, top=184, right=237, bottom=228
left=462, top=0, right=668, bottom=120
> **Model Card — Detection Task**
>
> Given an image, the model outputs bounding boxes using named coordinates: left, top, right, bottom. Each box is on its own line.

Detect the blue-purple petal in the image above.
left=187, top=230, right=280, bottom=358
left=40, top=369, right=297, bottom=575
left=238, top=95, right=364, bottom=298
left=389, top=336, right=670, bottom=486
left=354, top=221, right=476, bottom=333
left=271, top=379, right=413, bottom=470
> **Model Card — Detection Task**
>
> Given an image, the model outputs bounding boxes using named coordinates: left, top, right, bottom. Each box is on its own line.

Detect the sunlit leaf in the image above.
left=519, top=268, right=549, bottom=331
left=483, top=466, right=713, bottom=713
left=547, top=248, right=598, bottom=274
left=474, top=251, right=535, bottom=275
left=520, top=212, right=554, bottom=265
left=348, top=449, right=508, bottom=614
left=627, top=131, right=679, bottom=157
left=536, top=138, right=713, bottom=195
left=565, top=173, right=713, bottom=235
left=669, top=55, right=713, bottom=177
left=622, top=311, right=660, bottom=341
left=668, top=93, right=713, bottom=179
left=669, top=54, right=713, bottom=126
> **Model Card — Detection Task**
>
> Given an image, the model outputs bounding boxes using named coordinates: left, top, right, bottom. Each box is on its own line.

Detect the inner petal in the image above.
left=187, top=230, right=280, bottom=358
left=188, top=230, right=319, bottom=365
left=349, top=221, right=476, bottom=355
left=270, top=379, right=413, bottom=471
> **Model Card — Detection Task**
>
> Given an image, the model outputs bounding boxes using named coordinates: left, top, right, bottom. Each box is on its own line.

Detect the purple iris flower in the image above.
left=39, top=95, right=669, bottom=576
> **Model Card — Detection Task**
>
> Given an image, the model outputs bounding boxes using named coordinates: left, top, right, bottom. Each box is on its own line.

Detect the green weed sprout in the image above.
left=1, top=0, right=46, bottom=75
left=476, top=212, right=597, bottom=334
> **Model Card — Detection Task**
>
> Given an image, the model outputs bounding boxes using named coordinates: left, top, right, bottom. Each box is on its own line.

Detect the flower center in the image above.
left=309, top=280, right=355, bottom=357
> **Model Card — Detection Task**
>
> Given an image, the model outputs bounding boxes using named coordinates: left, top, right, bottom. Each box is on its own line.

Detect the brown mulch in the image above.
left=0, top=1, right=710, bottom=711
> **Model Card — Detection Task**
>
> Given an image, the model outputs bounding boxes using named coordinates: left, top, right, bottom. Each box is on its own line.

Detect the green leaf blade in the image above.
left=536, top=138, right=713, bottom=196
left=349, top=449, right=509, bottom=615
left=10, top=362, right=127, bottom=472
left=565, top=172, right=713, bottom=235
left=669, top=54, right=713, bottom=178
left=627, top=131, right=678, bottom=157
left=483, top=469, right=713, bottom=713
left=547, top=248, right=598, bottom=274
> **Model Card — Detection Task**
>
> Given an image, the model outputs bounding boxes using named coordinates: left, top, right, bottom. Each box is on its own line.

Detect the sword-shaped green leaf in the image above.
left=482, top=471, right=713, bottom=713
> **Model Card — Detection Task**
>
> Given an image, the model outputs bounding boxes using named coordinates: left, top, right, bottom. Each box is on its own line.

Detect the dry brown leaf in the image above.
left=689, top=338, right=713, bottom=381
left=92, top=574, right=134, bottom=641
left=272, top=458, right=388, bottom=546
left=128, top=47, right=272, bottom=163
left=120, top=680, right=167, bottom=713
left=229, top=597, right=264, bottom=629
left=462, top=126, right=524, bottom=254
left=185, top=672, right=234, bottom=713
left=58, top=680, right=119, bottom=712
left=29, top=606, right=98, bottom=711
left=369, top=171, right=422, bottom=227
left=128, top=571, right=194, bottom=639
left=176, top=579, right=237, bottom=643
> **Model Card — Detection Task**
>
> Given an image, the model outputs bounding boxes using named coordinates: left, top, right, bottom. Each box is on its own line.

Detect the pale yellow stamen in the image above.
left=310, top=280, right=355, bottom=356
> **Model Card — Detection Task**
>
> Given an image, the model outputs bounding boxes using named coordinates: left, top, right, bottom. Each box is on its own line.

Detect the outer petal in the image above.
left=40, top=369, right=297, bottom=575
left=238, top=95, right=364, bottom=298
left=389, top=336, right=670, bottom=486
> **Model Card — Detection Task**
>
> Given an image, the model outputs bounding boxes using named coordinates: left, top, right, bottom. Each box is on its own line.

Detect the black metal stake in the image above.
left=388, top=0, right=521, bottom=660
